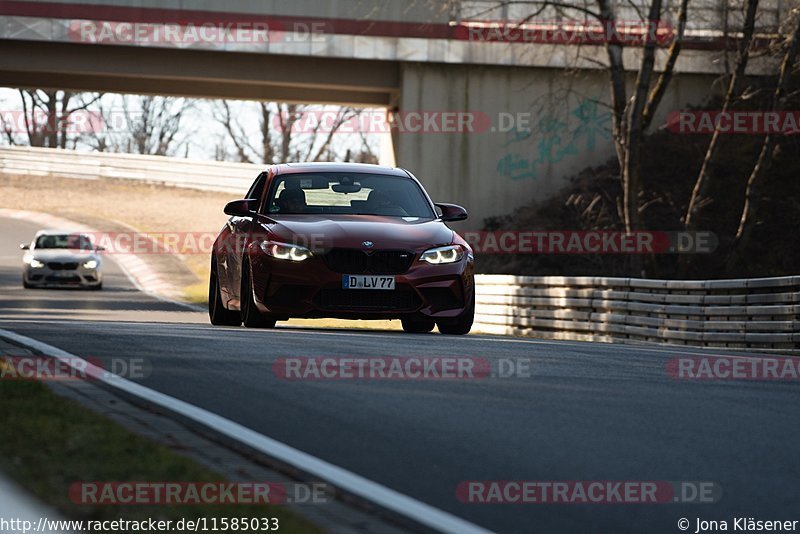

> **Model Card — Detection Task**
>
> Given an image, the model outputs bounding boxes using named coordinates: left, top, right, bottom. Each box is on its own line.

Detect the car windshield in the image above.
left=34, top=234, right=94, bottom=250
left=264, top=173, right=436, bottom=218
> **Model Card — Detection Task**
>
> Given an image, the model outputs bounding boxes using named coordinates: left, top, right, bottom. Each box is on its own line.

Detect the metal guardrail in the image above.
left=475, top=274, right=800, bottom=353
left=0, top=145, right=259, bottom=194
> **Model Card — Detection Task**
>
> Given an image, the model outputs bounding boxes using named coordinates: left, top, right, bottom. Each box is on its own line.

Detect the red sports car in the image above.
left=209, top=162, right=474, bottom=334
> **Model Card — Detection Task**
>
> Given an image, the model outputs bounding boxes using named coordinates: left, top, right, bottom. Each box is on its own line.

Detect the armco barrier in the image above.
left=0, top=145, right=259, bottom=194
left=474, top=275, right=800, bottom=353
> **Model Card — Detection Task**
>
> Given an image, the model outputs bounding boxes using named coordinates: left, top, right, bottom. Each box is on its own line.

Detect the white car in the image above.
left=21, top=230, right=104, bottom=290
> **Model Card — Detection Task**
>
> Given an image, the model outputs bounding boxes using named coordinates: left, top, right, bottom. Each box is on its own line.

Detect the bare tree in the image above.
left=213, top=101, right=274, bottom=164
left=352, top=131, right=380, bottom=163
left=121, top=95, right=194, bottom=156
left=726, top=8, right=800, bottom=270
left=276, top=104, right=301, bottom=162
left=590, top=0, right=693, bottom=239
left=1, top=90, right=101, bottom=148
left=74, top=93, right=123, bottom=153
left=447, top=0, right=690, bottom=241
left=299, top=107, right=360, bottom=162
left=683, top=0, right=761, bottom=232
left=214, top=101, right=362, bottom=164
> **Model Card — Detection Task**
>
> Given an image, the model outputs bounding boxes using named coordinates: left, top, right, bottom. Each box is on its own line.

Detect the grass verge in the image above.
left=0, top=377, right=320, bottom=532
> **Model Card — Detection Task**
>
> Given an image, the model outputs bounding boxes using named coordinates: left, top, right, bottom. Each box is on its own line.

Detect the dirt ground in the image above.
left=1, top=174, right=400, bottom=330
left=0, top=174, right=232, bottom=232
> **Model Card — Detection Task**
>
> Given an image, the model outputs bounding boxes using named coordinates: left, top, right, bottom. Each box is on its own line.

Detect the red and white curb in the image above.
left=0, top=208, right=201, bottom=311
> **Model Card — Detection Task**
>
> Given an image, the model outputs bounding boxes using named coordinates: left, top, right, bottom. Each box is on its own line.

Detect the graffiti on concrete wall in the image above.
left=496, top=99, right=611, bottom=181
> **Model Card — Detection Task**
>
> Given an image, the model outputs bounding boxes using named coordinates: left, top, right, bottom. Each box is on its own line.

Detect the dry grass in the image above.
left=0, top=378, right=319, bottom=532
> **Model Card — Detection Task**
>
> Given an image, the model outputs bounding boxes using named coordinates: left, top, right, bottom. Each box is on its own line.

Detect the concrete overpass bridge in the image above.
left=0, top=0, right=787, bottom=227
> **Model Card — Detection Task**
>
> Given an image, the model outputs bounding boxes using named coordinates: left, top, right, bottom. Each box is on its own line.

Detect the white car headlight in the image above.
left=420, top=245, right=464, bottom=265
left=83, top=259, right=98, bottom=269
left=28, top=258, right=45, bottom=268
left=260, top=241, right=312, bottom=262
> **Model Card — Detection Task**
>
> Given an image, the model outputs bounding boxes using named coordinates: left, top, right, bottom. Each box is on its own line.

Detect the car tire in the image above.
left=436, top=290, right=474, bottom=335
left=209, top=257, right=242, bottom=326
left=241, top=258, right=277, bottom=329
left=401, top=317, right=435, bottom=333
left=90, top=282, right=103, bottom=291
left=22, top=279, right=31, bottom=289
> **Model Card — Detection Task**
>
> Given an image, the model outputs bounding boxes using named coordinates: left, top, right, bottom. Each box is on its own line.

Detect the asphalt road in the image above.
left=2, top=215, right=799, bottom=534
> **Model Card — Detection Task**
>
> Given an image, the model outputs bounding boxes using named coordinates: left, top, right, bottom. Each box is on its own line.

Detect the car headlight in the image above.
left=259, top=241, right=313, bottom=262
left=28, top=258, right=45, bottom=268
left=420, top=245, right=464, bottom=265
left=83, top=260, right=98, bottom=269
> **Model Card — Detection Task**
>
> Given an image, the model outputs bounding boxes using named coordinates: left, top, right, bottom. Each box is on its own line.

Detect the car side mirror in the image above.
left=19, top=243, right=29, bottom=250
left=224, top=198, right=258, bottom=217
left=435, top=203, right=468, bottom=222
left=95, top=245, right=106, bottom=252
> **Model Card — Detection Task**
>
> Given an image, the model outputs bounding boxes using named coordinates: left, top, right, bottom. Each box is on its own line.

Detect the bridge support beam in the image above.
left=0, top=40, right=400, bottom=106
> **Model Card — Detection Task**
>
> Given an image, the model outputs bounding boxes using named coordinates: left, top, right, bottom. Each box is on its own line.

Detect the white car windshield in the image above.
left=34, top=234, right=94, bottom=250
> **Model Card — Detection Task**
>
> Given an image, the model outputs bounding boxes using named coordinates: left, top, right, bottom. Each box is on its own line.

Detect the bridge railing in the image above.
left=0, top=146, right=258, bottom=194
left=475, top=274, right=800, bottom=353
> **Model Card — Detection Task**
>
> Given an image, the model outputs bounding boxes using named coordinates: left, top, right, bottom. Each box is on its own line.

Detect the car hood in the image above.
left=27, top=250, right=99, bottom=262
left=261, top=215, right=454, bottom=251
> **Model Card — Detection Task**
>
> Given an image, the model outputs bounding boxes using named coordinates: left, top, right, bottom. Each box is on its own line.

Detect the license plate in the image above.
left=342, top=275, right=395, bottom=290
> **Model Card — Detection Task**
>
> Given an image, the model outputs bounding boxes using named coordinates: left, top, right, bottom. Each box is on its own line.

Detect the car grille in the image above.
left=314, top=288, right=421, bottom=311
left=45, top=275, right=81, bottom=283
left=47, top=262, right=79, bottom=270
left=323, top=249, right=414, bottom=274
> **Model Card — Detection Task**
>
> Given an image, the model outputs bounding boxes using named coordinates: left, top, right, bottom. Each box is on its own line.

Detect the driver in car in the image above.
left=367, top=190, right=407, bottom=216
left=367, top=191, right=393, bottom=209
left=276, top=188, right=307, bottom=213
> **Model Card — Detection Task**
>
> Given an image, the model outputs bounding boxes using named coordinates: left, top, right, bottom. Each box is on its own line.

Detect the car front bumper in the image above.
left=24, top=266, right=102, bottom=288
left=249, top=250, right=474, bottom=320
